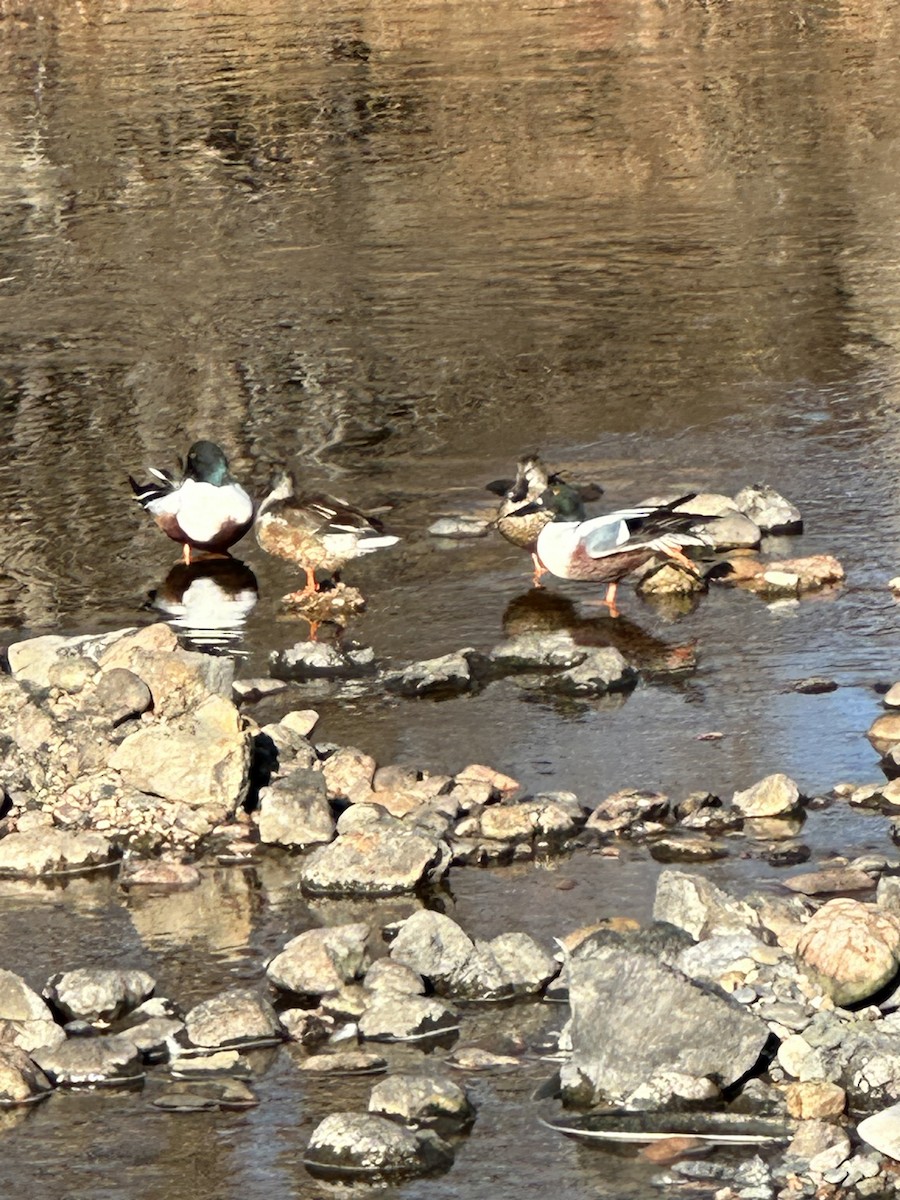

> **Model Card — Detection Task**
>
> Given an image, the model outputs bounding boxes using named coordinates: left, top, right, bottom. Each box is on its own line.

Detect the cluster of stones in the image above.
left=270, top=630, right=639, bottom=700
left=558, top=868, right=900, bottom=1198
left=1, top=622, right=896, bottom=887
left=0, top=906, right=553, bottom=1177
left=635, top=484, right=844, bottom=602
left=6, top=861, right=900, bottom=1190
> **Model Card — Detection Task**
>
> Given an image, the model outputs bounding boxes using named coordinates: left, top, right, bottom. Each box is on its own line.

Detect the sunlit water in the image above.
left=2, top=0, right=900, bottom=1194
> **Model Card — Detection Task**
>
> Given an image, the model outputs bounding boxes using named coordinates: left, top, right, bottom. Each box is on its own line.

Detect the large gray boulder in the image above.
left=559, top=926, right=770, bottom=1105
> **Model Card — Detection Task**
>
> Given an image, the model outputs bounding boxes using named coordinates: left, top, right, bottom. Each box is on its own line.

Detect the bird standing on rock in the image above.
left=530, top=492, right=714, bottom=617
left=129, top=440, right=255, bottom=564
left=255, top=470, right=400, bottom=600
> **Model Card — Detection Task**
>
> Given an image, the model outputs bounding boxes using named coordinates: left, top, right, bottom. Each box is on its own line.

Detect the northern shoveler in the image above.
left=532, top=492, right=712, bottom=616
left=129, top=440, right=254, bottom=564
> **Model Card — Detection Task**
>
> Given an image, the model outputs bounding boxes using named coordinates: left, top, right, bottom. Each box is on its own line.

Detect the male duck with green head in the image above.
left=130, top=440, right=255, bottom=563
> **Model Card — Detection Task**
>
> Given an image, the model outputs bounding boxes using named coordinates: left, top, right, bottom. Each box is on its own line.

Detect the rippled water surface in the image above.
left=3, top=0, right=900, bottom=1195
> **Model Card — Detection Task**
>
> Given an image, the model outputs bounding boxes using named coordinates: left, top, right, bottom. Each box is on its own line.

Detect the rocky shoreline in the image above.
left=3, top=621, right=900, bottom=1193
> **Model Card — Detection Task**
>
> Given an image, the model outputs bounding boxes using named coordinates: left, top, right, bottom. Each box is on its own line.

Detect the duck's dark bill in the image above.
left=539, top=1111, right=794, bottom=1145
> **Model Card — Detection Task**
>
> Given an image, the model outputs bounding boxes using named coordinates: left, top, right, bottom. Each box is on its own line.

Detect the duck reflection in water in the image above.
left=502, top=589, right=697, bottom=676
left=149, top=555, right=258, bottom=653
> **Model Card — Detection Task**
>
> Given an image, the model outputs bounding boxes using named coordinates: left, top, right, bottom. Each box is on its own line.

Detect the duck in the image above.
left=255, top=470, right=399, bottom=599
left=488, top=454, right=603, bottom=586
left=129, top=440, right=254, bottom=564
left=531, top=492, right=712, bottom=617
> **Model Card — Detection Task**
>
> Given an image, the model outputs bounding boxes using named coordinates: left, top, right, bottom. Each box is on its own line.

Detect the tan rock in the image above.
left=322, top=747, right=377, bottom=800
left=785, top=1080, right=846, bottom=1121
left=783, top=868, right=874, bottom=896
left=867, top=713, right=900, bottom=756
left=732, top=773, right=802, bottom=817
left=455, top=764, right=520, bottom=796
left=795, top=897, right=900, bottom=1005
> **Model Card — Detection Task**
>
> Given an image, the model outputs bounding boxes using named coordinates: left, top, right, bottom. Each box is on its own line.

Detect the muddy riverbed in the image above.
left=3, top=0, right=900, bottom=1196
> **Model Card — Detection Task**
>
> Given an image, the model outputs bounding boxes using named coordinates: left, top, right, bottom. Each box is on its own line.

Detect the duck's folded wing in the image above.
left=302, top=494, right=387, bottom=536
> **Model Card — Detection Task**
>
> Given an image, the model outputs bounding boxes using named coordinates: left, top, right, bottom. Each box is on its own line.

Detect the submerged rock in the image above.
left=34, top=1034, right=143, bottom=1086
left=305, top=1112, right=452, bottom=1177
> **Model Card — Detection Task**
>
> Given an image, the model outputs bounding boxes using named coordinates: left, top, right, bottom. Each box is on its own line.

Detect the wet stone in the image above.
left=305, top=1112, right=453, bottom=1177
left=183, top=988, right=283, bottom=1050
left=368, top=1071, right=474, bottom=1128
left=384, top=650, right=479, bottom=698
left=732, top=773, right=802, bottom=818
left=266, top=922, right=371, bottom=998
left=43, top=968, right=156, bottom=1024
left=33, top=1033, right=143, bottom=1086
left=648, top=835, right=728, bottom=863
left=296, top=1049, right=387, bottom=1075
left=542, top=647, right=636, bottom=697
left=269, top=640, right=376, bottom=680
left=358, top=994, right=459, bottom=1042
left=298, top=826, right=450, bottom=896
left=0, top=829, right=114, bottom=878
left=0, top=1045, right=52, bottom=1104
left=487, top=632, right=587, bottom=671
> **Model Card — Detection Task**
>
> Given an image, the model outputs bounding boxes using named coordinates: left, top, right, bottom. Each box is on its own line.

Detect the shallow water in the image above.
left=2, top=0, right=900, bottom=1194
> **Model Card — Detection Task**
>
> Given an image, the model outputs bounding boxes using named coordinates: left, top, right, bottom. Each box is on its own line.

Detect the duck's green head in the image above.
left=186, top=440, right=231, bottom=485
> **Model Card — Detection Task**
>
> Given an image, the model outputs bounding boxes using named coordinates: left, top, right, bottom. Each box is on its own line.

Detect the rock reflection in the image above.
left=149, top=556, right=258, bottom=654
left=502, top=590, right=697, bottom=676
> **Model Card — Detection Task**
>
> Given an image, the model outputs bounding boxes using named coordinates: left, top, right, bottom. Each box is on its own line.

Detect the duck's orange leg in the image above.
left=604, top=581, right=620, bottom=618
left=531, top=552, right=547, bottom=588
left=182, top=543, right=192, bottom=565
left=664, top=545, right=699, bottom=574
left=282, top=565, right=319, bottom=602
